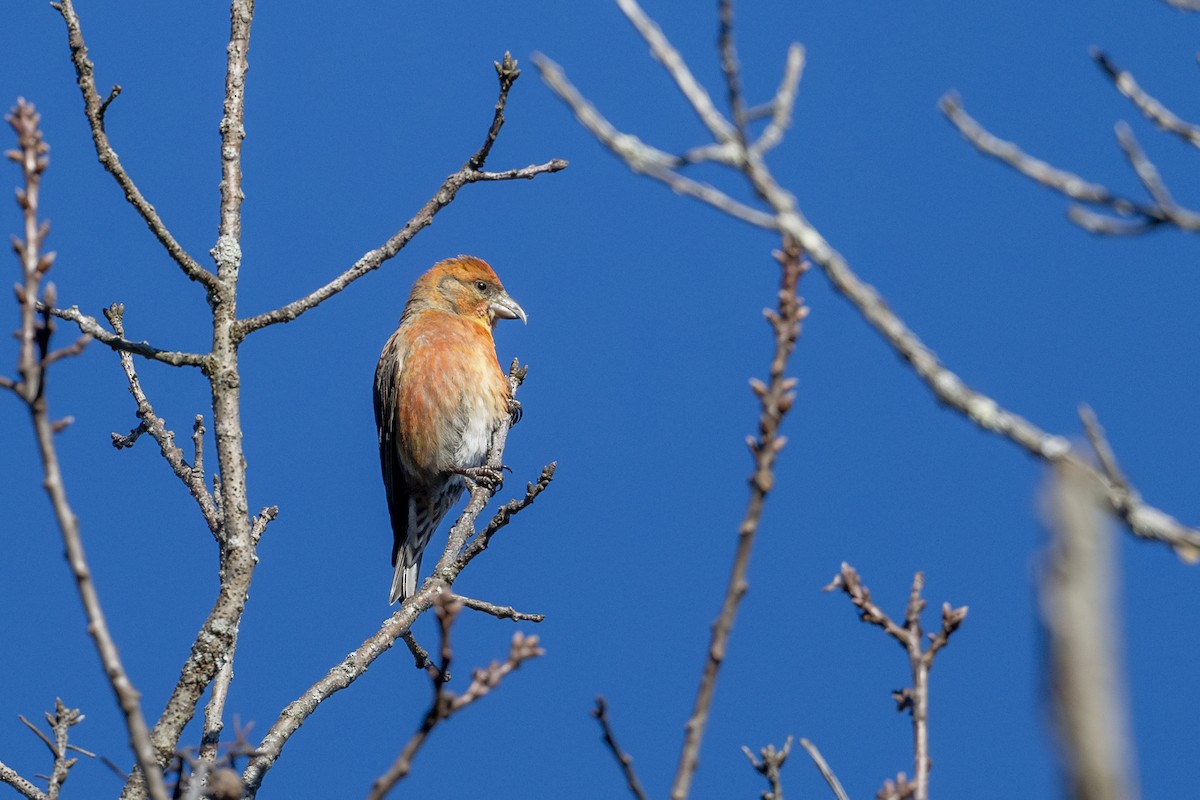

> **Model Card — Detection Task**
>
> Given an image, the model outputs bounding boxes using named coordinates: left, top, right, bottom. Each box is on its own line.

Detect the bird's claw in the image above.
left=508, top=397, right=523, bottom=426
left=457, top=465, right=505, bottom=493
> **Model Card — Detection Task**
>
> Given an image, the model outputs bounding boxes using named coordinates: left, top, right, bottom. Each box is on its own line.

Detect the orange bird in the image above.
left=374, top=256, right=526, bottom=604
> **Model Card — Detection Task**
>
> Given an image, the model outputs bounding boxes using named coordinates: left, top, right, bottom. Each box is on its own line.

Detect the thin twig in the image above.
left=103, top=304, right=221, bottom=536
left=671, top=241, right=808, bottom=800
left=6, top=99, right=169, bottom=800
left=235, top=56, right=565, bottom=337
left=453, top=594, right=546, bottom=623
left=741, top=737, right=792, bottom=800
left=592, top=698, right=649, bottom=800
left=798, top=739, right=851, bottom=800
left=1091, top=48, right=1200, bottom=149
left=0, top=758, right=46, bottom=800
left=615, top=0, right=736, bottom=143
left=534, top=54, right=776, bottom=229
left=940, top=91, right=1200, bottom=233
left=51, top=0, right=214, bottom=287
left=826, top=564, right=967, bottom=800
left=367, top=597, right=544, bottom=799
left=43, top=304, right=207, bottom=367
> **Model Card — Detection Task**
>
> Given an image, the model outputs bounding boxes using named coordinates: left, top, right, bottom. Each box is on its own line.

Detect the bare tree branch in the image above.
left=798, top=739, right=851, bottom=800
left=5, top=98, right=169, bottom=800
left=827, top=564, right=967, bottom=800
left=539, top=5, right=1200, bottom=563
left=534, top=53, right=777, bottom=229
left=1092, top=48, right=1200, bottom=148
left=50, top=0, right=215, bottom=288
left=453, top=594, right=545, bottom=623
left=234, top=55, right=566, bottom=338
left=366, top=596, right=544, bottom=800
left=103, top=304, right=221, bottom=536
left=742, top=737, right=792, bottom=800
left=671, top=239, right=808, bottom=800
left=116, top=5, right=261, bottom=793
left=940, top=92, right=1200, bottom=233
left=0, top=758, right=47, bottom=800
left=43, top=304, right=207, bottom=367
left=1040, top=461, right=1141, bottom=800
left=592, top=698, right=649, bottom=800
left=243, top=363, right=548, bottom=796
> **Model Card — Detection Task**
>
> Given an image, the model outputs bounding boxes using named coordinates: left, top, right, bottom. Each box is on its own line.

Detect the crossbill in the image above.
left=374, top=255, right=527, bottom=604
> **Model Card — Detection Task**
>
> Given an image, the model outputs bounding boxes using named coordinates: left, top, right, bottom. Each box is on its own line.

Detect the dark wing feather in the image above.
left=373, top=335, right=409, bottom=569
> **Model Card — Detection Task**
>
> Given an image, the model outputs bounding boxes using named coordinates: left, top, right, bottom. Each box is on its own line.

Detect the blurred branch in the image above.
left=592, top=697, right=649, bottom=800
left=537, top=0, right=1200, bottom=563
left=5, top=99, right=169, bottom=800
left=741, top=737, right=791, bottom=800
left=366, top=596, right=544, bottom=800
left=1040, top=461, right=1140, bottom=800
left=1091, top=48, right=1200, bottom=149
left=940, top=91, right=1200, bottom=234
left=798, top=739, right=851, bottom=800
left=51, top=0, right=215, bottom=288
left=235, top=54, right=566, bottom=337
left=826, top=564, right=968, bottom=800
left=243, top=362, right=548, bottom=796
left=0, top=757, right=46, bottom=800
left=0, top=700, right=94, bottom=800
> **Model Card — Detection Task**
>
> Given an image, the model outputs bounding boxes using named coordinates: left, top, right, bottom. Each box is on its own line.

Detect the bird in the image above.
left=373, top=255, right=526, bottom=604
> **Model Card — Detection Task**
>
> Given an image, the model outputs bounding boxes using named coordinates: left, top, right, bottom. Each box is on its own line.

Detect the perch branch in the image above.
left=243, top=363, right=547, bottom=796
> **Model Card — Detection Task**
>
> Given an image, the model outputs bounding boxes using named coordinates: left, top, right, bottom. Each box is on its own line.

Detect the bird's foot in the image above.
left=456, top=465, right=506, bottom=492
left=507, top=397, right=523, bottom=426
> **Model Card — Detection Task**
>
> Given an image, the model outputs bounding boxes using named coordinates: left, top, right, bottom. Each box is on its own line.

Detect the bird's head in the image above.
left=412, top=255, right=527, bottom=329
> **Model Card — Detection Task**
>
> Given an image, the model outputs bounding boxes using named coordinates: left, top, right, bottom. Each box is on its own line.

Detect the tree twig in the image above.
left=539, top=6, right=1200, bottom=562
left=826, top=564, right=967, bottom=800
left=366, top=596, right=544, bottom=800
left=51, top=0, right=215, bottom=288
left=741, top=737, right=792, bottom=800
left=671, top=239, right=808, bottom=800
left=797, top=739, right=850, bottom=800
left=5, top=98, right=169, bottom=800
left=234, top=55, right=566, bottom=337
left=1091, top=48, right=1200, bottom=149
left=592, top=698, right=649, bottom=800
left=103, top=304, right=221, bottom=536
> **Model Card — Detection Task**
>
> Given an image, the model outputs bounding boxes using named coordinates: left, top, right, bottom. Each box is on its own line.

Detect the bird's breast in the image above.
left=393, top=313, right=508, bottom=476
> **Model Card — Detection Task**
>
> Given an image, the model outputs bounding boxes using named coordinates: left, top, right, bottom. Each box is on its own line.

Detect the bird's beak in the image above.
left=490, top=293, right=527, bottom=325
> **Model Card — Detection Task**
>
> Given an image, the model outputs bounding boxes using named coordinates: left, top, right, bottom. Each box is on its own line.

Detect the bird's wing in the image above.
left=373, top=332, right=409, bottom=570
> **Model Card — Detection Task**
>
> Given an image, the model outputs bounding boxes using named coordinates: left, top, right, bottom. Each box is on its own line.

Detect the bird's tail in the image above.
left=389, top=558, right=420, bottom=605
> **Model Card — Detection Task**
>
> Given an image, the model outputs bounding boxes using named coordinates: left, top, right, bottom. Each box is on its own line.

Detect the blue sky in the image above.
left=3, top=1, right=1200, bottom=798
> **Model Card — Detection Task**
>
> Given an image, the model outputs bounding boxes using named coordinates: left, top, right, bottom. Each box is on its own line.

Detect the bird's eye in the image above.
left=474, top=280, right=488, bottom=292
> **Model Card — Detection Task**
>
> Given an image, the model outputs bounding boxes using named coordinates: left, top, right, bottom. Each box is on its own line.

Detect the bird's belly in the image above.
left=453, top=396, right=495, bottom=469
